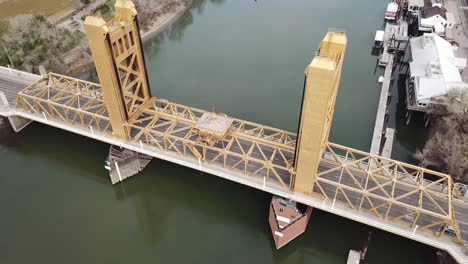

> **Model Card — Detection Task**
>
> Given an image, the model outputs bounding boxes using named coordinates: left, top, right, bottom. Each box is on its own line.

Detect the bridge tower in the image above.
left=85, top=0, right=154, bottom=183
left=269, top=30, right=347, bottom=249
left=293, top=30, right=347, bottom=195
left=84, top=0, right=152, bottom=140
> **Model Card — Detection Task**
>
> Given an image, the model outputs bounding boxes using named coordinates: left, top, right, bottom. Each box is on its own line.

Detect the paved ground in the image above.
left=59, top=0, right=107, bottom=33
left=445, top=0, right=468, bottom=81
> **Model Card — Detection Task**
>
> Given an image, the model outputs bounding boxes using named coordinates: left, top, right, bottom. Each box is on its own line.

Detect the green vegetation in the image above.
left=415, top=89, right=468, bottom=183
left=0, top=15, right=83, bottom=73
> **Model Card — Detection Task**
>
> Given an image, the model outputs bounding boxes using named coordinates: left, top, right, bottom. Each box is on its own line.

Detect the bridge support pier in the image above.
left=0, top=92, right=31, bottom=132
left=0, top=116, right=8, bottom=132
left=105, top=145, right=153, bottom=184
left=4, top=115, right=32, bottom=132
left=269, top=196, right=313, bottom=249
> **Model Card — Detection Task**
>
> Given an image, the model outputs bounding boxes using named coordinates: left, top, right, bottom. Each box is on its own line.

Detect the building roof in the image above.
left=409, top=33, right=467, bottom=100
left=386, top=2, right=398, bottom=13
left=422, top=6, right=447, bottom=19
left=409, top=0, right=425, bottom=6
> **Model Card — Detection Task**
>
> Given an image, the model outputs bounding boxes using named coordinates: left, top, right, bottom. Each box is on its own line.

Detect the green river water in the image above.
left=0, top=0, right=438, bottom=263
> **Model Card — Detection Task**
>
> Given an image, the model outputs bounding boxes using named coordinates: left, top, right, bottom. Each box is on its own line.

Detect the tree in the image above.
left=415, top=89, right=468, bottom=183
left=0, top=15, right=82, bottom=73
left=133, top=0, right=162, bottom=31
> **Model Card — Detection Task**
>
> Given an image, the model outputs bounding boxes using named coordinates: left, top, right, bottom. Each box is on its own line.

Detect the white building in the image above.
left=410, top=0, right=445, bottom=15
left=419, top=6, right=450, bottom=34
left=407, top=33, right=467, bottom=110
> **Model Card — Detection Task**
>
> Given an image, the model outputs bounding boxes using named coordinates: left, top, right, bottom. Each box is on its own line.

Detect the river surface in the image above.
left=1, top=0, right=437, bottom=263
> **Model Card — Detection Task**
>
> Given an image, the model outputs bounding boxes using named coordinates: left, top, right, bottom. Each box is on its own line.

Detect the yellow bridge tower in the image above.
left=269, top=30, right=347, bottom=249
left=84, top=0, right=152, bottom=140
left=294, top=30, right=347, bottom=195
left=84, top=1, right=349, bottom=248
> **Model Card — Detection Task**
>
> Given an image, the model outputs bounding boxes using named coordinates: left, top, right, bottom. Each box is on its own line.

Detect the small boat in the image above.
left=385, top=2, right=398, bottom=22
left=374, top=30, right=384, bottom=48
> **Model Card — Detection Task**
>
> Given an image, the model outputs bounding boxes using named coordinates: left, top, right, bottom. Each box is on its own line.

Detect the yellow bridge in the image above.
left=0, top=0, right=466, bottom=261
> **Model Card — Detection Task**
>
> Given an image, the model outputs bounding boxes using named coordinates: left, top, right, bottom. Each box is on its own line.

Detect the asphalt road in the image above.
left=1, top=71, right=467, bottom=245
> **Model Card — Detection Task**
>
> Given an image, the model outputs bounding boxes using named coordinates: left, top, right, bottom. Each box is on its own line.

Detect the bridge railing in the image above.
left=315, top=142, right=465, bottom=244
left=10, top=71, right=466, bottom=245
left=329, top=150, right=466, bottom=201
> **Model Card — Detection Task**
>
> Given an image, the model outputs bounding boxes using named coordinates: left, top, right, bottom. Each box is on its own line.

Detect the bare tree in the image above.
left=415, top=89, right=468, bottom=183
left=134, top=0, right=161, bottom=31
left=0, top=15, right=82, bottom=72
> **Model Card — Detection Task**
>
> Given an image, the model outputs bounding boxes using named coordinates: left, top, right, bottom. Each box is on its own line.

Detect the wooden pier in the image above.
left=378, top=22, right=409, bottom=66
left=370, top=55, right=394, bottom=158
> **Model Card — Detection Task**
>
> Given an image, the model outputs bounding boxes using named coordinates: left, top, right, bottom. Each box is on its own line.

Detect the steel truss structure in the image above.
left=106, top=12, right=152, bottom=119
left=14, top=73, right=112, bottom=133
left=316, top=142, right=463, bottom=243
left=12, top=72, right=465, bottom=244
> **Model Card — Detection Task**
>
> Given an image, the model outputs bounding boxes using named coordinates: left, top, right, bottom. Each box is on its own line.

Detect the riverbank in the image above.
left=61, top=0, right=192, bottom=77
left=141, top=3, right=189, bottom=42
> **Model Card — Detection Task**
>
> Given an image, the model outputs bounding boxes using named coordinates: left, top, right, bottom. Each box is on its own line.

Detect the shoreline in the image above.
left=141, top=3, right=190, bottom=43
left=65, top=1, right=192, bottom=77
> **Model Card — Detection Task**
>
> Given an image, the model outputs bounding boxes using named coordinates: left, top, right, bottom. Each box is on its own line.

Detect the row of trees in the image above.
left=0, top=0, right=195, bottom=73
left=0, top=15, right=83, bottom=73
left=415, top=89, right=468, bottom=183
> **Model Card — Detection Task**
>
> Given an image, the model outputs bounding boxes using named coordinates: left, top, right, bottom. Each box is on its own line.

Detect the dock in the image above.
left=370, top=55, right=394, bottom=157
left=378, top=22, right=409, bottom=66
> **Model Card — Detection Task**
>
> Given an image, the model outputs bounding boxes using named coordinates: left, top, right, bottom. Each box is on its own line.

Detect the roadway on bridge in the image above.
left=316, top=162, right=468, bottom=242
left=0, top=74, right=36, bottom=104
left=0, top=71, right=467, bottom=253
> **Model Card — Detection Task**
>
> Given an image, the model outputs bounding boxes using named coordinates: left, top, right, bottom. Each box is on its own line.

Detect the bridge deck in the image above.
left=0, top=67, right=40, bottom=104
left=0, top=68, right=467, bottom=263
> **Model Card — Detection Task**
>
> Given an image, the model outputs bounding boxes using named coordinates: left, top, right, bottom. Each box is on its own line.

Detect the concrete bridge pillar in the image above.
left=268, top=196, right=313, bottom=249
left=0, top=91, right=31, bottom=132
left=105, top=145, right=153, bottom=184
